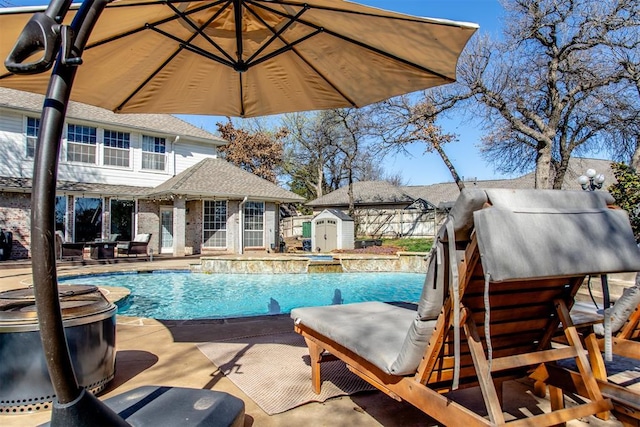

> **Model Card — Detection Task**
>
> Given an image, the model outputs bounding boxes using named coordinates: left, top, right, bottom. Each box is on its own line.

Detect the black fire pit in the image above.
left=0, top=285, right=116, bottom=413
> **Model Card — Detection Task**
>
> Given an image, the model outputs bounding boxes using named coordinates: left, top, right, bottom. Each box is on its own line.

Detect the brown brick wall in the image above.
left=137, top=199, right=160, bottom=255
left=0, top=191, right=31, bottom=259
left=186, top=200, right=202, bottom=255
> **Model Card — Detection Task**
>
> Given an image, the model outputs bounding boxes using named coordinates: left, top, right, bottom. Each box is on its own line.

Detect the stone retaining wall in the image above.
left=195, top=252, right=429, bottom=274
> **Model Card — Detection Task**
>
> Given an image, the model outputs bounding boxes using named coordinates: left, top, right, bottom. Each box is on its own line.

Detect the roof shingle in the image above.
left=0, top=87, right=225, bottom=143
left=147, top=158, right=305, bottom=202
left=306, top=181, right=414, bottom=207
left=308, top=158, right=617, bottom=208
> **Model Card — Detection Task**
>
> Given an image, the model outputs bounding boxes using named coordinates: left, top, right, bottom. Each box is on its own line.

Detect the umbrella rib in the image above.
left=248, top=29, right=322, bottom=68
left=249, top=1, right=455, bottom=82
left=243, top=3, right=309, bottom=65
left=165, top=0, right=236, bottom=64
left=85, top=0, right=228, bottom=49
left=234, top=0, right=245, bottom=71
left=149, top=25, right=235, bottom=68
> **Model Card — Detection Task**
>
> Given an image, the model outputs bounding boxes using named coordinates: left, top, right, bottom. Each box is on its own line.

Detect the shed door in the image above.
left=315, top=219, right=337, bottom=252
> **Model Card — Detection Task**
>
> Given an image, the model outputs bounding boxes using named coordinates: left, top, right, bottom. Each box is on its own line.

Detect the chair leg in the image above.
left=305, top=337, right=324, bottom=394
left=584, top=332, right=610, bottom=421
left=533, top=379, right=547, bottom=398
left=463, top=310, right=506, bottom=425
left=548, top=385, right=566, bottom=427
left=555, top=299, right=611, bottom=420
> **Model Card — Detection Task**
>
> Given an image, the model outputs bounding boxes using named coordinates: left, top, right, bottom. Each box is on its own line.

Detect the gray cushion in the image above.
left=416, top=241, right=445, bottom=320
left=474, top=206, right=640, bottom=282
left=484, top=188, right=614, bottom=210
left=447, top=189, right=488, bottom=241
left=292, top=302, right=435, bottom=375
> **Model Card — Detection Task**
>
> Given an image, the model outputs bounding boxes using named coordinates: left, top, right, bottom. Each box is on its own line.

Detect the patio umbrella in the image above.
left=0, top=0, right=477, bottom=425
left=1, top=0, right=477, bottom=117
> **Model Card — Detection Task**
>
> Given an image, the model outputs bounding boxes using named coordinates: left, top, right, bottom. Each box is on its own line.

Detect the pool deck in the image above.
left=0, top=256, right=636, bottom=426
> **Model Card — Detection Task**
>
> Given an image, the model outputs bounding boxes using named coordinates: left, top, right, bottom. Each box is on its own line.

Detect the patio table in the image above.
left=88, top=241, right=117, bottom=260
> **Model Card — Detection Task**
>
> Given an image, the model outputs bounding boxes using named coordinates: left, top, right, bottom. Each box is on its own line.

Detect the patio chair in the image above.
left=572, top=285, right=640, bottom=358
left=117, top=233, right=151, bottom=257
left=54, top=230, right=85, bottom=260
left=292, top=188, right=640, bottom=426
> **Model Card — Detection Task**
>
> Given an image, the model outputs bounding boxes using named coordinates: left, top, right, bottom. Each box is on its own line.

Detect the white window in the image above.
left=67, top=124, right=97, bottom=163
left=203, top=200, right=227, bottom=248
left=103, top=130, right=130, bottom=167
left=141, top=135, right=166, bottom=171
left=26, top=117, right=39, bottom=158
left=244, top=201, right=264, bottom=247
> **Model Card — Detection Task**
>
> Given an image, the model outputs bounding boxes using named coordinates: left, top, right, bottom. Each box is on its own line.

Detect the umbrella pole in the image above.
left=10, top=0, right=129, bottom=425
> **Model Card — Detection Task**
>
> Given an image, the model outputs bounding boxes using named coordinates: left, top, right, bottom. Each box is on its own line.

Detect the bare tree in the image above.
left=281, top=112, right=339, bottom=200
left=281, top=108, right=388, bottom=204
left=607, top=20, right=640, bottom=170
left=326, top=108, right=383, bottom=219
left=429, top=0, right=639, bottom=188
left=373, top=94, right=464, bottom=190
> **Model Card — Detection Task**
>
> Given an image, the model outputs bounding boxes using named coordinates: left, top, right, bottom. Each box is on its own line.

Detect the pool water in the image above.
left=59, top=271, right=424, bottom=320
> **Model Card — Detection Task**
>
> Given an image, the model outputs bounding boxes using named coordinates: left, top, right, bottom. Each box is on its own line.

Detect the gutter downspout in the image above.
left=239, top=196, right=248, bottom=254
left=172, top=135, right=179, bottom=176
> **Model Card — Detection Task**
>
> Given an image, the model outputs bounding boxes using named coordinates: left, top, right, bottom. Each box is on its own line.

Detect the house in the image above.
left=0, top=88, right=303, bottom=259
left=305, top=157, right=617, bottom=239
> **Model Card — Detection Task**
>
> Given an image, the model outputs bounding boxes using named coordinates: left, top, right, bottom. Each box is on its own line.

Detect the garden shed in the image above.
left=312, top=209, right=354, bottom=252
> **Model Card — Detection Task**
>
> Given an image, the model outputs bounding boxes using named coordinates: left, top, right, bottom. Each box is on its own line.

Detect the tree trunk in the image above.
left=434, top=142, right=465, bottom=191
left=315, top=161, right=324, bottom=198
left=631, top=137, right=640, bottom=171
left=552, top=152, right=571, bottom=189
left=535, top=142, right=553, bottom=189
left=346, top=166, right=358, bottom=235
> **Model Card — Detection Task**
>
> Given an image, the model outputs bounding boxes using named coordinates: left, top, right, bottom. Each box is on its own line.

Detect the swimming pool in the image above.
left=59, top=271, right=424, bottom=320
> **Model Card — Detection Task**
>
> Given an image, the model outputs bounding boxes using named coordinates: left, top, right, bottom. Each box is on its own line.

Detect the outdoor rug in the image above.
left=197, top=332, right=376, bottom=415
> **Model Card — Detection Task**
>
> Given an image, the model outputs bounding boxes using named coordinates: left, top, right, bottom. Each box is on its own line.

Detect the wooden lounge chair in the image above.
left=117, top=233, right=151, bottom=257
left=54, top=230, right=85, bottom=260
left=537, top=285, right=640, bottom=426
left=572, top=285, right=640, bottom=358
left=292, top=189, right=640, bottom=426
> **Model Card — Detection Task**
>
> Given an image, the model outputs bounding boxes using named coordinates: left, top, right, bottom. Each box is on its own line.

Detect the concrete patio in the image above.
left=0, top=257, right=634, bottom=426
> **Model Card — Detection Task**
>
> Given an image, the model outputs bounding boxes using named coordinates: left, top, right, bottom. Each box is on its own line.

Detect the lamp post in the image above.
left=577, top=167, right=613, bottom=360
left=578, top=168, right=605, bottom=191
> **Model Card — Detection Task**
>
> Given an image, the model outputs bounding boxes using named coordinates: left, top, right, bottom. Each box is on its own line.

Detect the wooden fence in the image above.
left=281, top=209, right=443, bottom=239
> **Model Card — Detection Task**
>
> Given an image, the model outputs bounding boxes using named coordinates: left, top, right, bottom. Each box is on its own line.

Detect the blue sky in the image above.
left=5, top=0, right=509, bottom=185
left=358, top=1, right=508, bottom=185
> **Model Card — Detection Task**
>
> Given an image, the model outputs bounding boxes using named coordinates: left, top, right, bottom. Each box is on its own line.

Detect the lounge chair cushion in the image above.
left=446, top=189, right=488, bottom=242
left=474, top=206, right=640, bottom=282
left=416, top=244, right=445, bottom=320
left=465, top=189, right=640, bottom=282
left=291, top=302, right=435, bottom=375
left=134, top=233, right=151, bottom=243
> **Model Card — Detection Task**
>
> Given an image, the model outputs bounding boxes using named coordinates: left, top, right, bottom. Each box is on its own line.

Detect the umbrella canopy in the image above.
left=1, top=0, right=477, bottom=117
